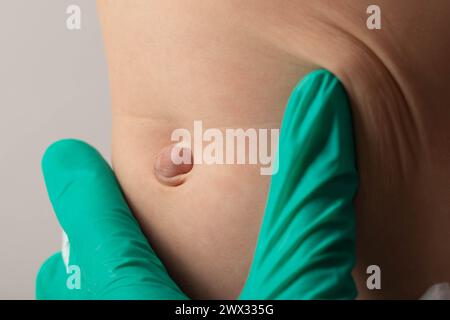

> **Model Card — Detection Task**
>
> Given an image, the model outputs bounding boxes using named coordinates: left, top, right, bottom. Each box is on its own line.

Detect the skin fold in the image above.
left=97, top=0, right=450, bottom=299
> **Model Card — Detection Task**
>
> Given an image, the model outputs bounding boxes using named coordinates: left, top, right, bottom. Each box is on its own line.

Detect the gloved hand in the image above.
left=239, top=69, right=358, bottom=299
left=36, top=139, right=188, bottom=299
left=36, top=69, right=358, bottom=300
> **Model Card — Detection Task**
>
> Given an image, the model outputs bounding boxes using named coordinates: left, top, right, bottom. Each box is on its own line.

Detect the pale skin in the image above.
left=97, top=0, right=450, bottom=299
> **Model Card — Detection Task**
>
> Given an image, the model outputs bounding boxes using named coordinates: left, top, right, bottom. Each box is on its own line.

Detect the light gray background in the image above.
left=0, top=1, right=110, bottom=299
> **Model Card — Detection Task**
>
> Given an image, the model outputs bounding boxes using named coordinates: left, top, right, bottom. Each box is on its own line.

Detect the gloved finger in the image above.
left=36, top=252, right=81, bottom=300
left=41, top=139, right=127, bottom=245
left=240, top=70, right=358, bottom=300
left=41, top=139, right=187, bottom=299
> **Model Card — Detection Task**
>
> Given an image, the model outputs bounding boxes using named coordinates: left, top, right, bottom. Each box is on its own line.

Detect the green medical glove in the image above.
left=239, top=69, right=358, bottom=299
left=37, top=69, right=357, bottom=300
left=36, top=139, right=188, bottom=299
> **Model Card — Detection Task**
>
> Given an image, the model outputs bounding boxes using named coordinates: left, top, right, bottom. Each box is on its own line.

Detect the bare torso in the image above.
left=97, top=0, right=450, bottom=299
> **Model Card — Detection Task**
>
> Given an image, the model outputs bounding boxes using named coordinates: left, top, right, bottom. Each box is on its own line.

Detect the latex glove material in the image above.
left=36, top=140, right=188, bottom=299
left=240, top=69, right=358, bottom=299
